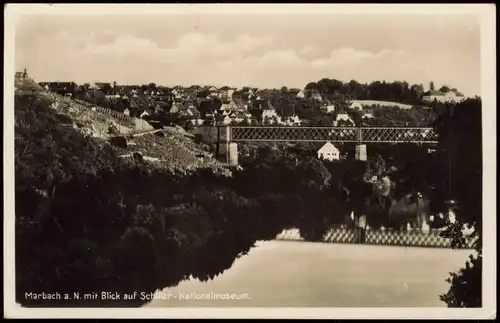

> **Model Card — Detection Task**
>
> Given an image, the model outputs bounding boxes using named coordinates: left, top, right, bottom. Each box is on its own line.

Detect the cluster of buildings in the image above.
left=36, top=81, right=342, bottom=127
left=34, top=76, right=464, bottom=129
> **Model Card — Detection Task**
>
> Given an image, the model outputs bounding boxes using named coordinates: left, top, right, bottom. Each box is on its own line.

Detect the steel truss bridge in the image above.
left=226, top=126, right=438, bottom=144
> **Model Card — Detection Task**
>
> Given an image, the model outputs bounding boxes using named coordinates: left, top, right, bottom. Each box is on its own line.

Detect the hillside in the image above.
left=14, top=77, right=232, bottom=176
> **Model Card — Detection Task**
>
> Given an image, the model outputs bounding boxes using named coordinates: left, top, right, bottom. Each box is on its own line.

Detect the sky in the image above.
left=14, top=12, right=481, bottom=97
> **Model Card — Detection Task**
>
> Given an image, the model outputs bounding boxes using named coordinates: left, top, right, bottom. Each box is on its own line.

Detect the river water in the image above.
left=144, top=240, right=473, bottom=308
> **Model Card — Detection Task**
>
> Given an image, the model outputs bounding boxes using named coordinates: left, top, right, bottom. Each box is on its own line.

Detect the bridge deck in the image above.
left=227, top=126, right=438, bottom=144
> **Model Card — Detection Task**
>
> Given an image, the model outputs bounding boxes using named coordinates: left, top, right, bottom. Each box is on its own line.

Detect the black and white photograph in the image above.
left=4, top=3, right=496, bottom=319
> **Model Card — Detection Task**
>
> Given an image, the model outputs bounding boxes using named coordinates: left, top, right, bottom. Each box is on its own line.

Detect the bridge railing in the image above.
left=228, top=126, right=438, bottom=143
left=360, top=127, right=438, bottom=143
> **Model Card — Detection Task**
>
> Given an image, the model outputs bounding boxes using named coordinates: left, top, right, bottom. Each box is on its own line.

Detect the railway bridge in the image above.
left=196, top=126, right=439, bottom=166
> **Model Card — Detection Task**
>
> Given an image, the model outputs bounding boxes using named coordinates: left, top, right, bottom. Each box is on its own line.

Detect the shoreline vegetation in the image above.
left=14, top=78, right=482, bottom=308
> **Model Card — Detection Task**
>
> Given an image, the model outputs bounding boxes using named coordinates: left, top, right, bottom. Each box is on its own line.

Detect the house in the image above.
left=252, top=99, right=274, bottom=111
left=189, top=118, right=205, bottom=126
left=281, top=115, right=302, bottom=126
left=334, top=113, right=355, bottom=127
left=207, top=86, right=219, bottom=97
left=444, top=89, right=465, bottom=102
left=140, top=111, right=150, bottom=119
left=169, top=102, right=183, bottom=114
left=296, top=90, right=306, bottom=99
left=262, top=110, right=279, bottom=123
left=220, top=87, right=235, bottom=101
left=171, top=88, right=185, bottom=100
left=15, top=69, right=29, bottom=79
left=184, top=105, right=201, bottom=119
left=222, top=115, right=233, bottom=125
left=311, top=91, right=323, bottom=101
left=422, top=89, right=465, bottom=103
left=322, top=101, right=336, bottom=113
left=91, top=82, right=112, bottom=91
left=106, top=93, right=121, bottom=100
left=220, top=99, right=239, bottom=113
left=250, top=99, right=277, bottom=124
left=230, top=111, right=246, bottom=123
left=129, top=97, right=141, bottom=111
left=288, top=115, right=302, bottom=126
left=317, top=142, right=340, bottom=161
left=42, top=82, right=78, bottom=96
left=203, top=110, right=215, bottom=122
left=349, top=101, right=364, bottom=111
left=232, top=97, right=248, bottom=111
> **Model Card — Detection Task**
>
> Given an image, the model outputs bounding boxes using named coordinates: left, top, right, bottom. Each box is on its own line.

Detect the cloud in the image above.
left=299, top=45, right=318, bottom=56
left=19, top=26, right=478, bottom=96
left=84, top=32, right=273, bottom=63
left=87, top=35, right=159, bottom=57
left=216, top=47, right=404, bottom=70
left=311, top=47, right=404, bottom=68
left=209, top=47, right=411, bottom=89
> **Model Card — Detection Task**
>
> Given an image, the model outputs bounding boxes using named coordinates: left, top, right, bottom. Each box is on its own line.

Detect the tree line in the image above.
left=304, top=78, right=460, bottom=105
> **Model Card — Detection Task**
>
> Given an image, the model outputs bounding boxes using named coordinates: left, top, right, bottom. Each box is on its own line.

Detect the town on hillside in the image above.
left=25, top=70, right=466, bottom=131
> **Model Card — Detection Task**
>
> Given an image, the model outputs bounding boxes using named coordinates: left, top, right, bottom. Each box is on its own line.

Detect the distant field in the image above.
left=352, top=100, right=414, bottom=110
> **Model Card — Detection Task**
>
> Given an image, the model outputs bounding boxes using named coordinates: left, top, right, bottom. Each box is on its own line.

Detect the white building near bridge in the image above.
left=317, top=141, right=340, bottom=161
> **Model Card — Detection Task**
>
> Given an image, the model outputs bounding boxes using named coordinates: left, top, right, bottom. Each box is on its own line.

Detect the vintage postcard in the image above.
left=4, top=3, right=496, bottom=319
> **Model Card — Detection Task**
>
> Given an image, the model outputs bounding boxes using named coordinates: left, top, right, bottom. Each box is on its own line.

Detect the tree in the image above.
left=439, top=85, right=450, bottom=93
left=197, top=89, right=210, bottom=99
left=305, top=82, right=318, bottom=92
left=241, top=117, right=250, bottom=125
left=348, top=110, right=363, bottom=126
left=430, top=81, right=435, bottom=91
left=431, top=98, right=482, bottom=307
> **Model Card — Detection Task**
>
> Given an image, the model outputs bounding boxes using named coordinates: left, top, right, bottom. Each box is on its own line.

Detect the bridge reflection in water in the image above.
left=275, top=227, right=477, bottom=249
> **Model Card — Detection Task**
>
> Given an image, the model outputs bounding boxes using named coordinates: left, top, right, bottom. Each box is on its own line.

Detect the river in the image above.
left=144, top=240, right=473, bottom=308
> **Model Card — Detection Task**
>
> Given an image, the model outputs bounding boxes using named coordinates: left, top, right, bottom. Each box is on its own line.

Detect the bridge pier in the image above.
left=219, top=126, right=239, bottom=166
left=227, top=142, right=239, bottom=166
left=355, top=144, right=367, bottom=161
